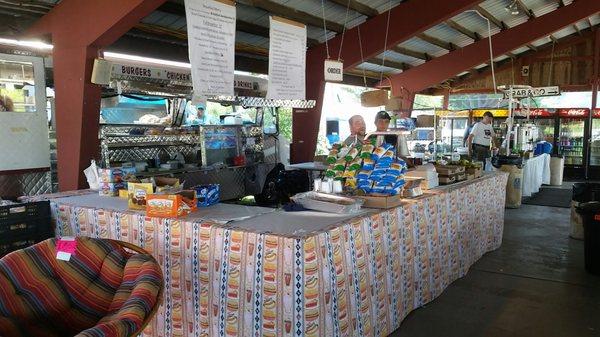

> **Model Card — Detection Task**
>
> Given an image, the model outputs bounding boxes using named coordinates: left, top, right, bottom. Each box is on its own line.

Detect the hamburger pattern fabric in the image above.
left=51, top=172, right=508, bottom=337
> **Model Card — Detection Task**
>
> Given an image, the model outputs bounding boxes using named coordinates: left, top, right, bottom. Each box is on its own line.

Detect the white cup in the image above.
left=332, top=180, right=343, bottom=194
left=313, top=179, right=322, bottom=192
left=321, top=179, right=332, bottom=194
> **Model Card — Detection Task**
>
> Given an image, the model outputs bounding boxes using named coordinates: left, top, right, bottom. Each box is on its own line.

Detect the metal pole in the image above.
left=506, top=85, right=513, bottom=155
left=586, top=29, right=600, bottom=180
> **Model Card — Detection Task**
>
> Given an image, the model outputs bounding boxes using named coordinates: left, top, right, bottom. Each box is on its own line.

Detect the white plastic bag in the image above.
left=84, top=160, right=100, bottom=190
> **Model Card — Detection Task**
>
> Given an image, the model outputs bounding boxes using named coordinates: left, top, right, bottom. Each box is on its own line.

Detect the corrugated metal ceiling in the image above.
left=133, top=0, right=599, bottom=88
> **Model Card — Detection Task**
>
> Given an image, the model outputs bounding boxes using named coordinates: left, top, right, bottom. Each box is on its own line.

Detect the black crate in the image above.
left=0, top=201, right=50, bottom=224
left=0, top=201, right=53, bottom=258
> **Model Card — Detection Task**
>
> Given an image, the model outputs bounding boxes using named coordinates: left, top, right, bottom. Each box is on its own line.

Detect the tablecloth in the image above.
left=522, top=153, right=551, bottom=197
left=50, top=172, right=508, bottom=337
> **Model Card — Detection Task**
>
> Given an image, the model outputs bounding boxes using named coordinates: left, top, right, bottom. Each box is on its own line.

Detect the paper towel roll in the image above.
left=550, top=157, right=564, bottom=186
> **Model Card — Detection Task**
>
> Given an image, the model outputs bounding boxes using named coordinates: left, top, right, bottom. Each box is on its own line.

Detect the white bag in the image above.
left=84, top=160, right=100, bottom=190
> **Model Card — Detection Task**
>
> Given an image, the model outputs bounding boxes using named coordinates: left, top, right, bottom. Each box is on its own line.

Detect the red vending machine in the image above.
left=558, top=108, right=590, bottom=179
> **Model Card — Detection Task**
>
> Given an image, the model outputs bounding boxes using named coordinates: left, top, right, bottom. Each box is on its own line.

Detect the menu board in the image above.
left=185, top=0, right=236, bottom=97
left=267, top=16, right=307, bottom=100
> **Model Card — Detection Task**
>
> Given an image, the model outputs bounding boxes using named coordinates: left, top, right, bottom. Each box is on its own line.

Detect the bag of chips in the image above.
left=360, top=144, right=375, bottom=159
left=356, top=170, right=372, bottom=180
left=362, top=157, right=375, bottom=170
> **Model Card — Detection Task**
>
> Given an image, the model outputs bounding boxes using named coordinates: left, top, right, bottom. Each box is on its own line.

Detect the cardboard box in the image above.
left=466, top=167, right=482, bottom=178
left=355, top=194, right=402, bottom=209
left=360, top=89, right=388, bottom=107
left=416, top=115, right=435, bottom=127
left=127, top=183, right=154, bottom=210
left=98, top=182, right=125, bottom=197
left=98, top=167, right=136, bottom=183
left=438, top=176, right=456, bottom=185
left=155, top=177, right=181, bottom=193
left=435, top=164, right=466, bottom=176
left=146, top=190, right=197, bottom=218
left=194, top=184, right=220, bottom=207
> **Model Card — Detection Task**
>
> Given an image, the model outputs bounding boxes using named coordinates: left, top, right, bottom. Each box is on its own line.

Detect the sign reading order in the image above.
left=185, top=0, right=236, bottom=97
left=324, top=59, right=343, bottom=82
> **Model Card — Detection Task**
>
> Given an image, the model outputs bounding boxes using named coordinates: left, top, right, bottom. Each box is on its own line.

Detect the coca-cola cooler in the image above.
left=590, top=108, right=600, bottom=177
left=558, top=108, right=590, bottom=179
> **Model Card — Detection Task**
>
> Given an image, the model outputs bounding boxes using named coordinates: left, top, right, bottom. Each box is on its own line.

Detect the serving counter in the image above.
left=49, top=171, right=508, bottom=337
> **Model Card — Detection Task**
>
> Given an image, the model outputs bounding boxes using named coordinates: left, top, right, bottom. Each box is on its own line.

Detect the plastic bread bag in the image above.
left=334, top=158, right=346, bottom=171
left=342, top=169, right=357, bottom=178
left=385, top=185, right=403, bottom=196
left=381, top=174, right=398, bottom=184
left=344, top=146, right=360, bottom=162
left=344, top=177, right=357, bottom=190
left=348, top=156, right=363, bottom=171
left=326, top=149, right=339, bottom=164
left=387, top=163, right=403, bottom=176
left=325, top=169, right=336, bottom=178
left=362, top=157, right=375, bottom=170
left=360, top=144, right=375, bottom=159
left=371, top=146, right=387, bottom=161
left=371, top=167, right=387, bottom=176
left=379, top=149, right=396, bottom=164
left=356, top=170, right=372, bottom=180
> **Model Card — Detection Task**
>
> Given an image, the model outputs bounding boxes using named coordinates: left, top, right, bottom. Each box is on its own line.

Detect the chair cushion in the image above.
left=0, top=237, right=162, bottom=337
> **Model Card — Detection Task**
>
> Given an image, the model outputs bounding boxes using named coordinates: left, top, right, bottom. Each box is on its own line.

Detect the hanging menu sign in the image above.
left=267, top=16, right=307, bottom=100
left=185, top=0, right=236, bottom=97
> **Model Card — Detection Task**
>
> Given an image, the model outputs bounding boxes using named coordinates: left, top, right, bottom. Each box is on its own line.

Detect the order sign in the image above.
left=324, top=59, right=343, bottom=82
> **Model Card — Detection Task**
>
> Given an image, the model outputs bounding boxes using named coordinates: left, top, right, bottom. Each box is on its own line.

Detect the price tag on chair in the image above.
left=56, top=237, right=77, bottom=261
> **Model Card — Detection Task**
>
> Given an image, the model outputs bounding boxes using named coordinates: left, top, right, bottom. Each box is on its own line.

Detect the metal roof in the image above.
left=0, top=0, right=598, bottom=90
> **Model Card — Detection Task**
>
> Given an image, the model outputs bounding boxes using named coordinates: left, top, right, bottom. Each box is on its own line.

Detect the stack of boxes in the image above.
left=98, top=167, right=136, bottom=196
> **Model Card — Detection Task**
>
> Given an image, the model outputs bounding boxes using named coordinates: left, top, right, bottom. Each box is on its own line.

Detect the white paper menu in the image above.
left=267, top=16, right=307, bottom=100
left=185, top=0, right=236, bottom=97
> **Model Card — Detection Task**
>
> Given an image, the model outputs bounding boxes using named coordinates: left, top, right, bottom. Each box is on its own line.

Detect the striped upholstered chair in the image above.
left=0, top=237, right=163, bottom=337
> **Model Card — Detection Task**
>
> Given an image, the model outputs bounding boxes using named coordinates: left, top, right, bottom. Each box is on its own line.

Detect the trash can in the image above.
left=500, top=164, right=523, bottom=209
left=549, top=156, right=564, bottom=186
left=576, top=201, right=600, bottom=275
left=571, top=183, right=600, bottom=240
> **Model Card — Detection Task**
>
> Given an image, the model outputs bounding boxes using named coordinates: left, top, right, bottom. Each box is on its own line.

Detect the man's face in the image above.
left=375, top=118, right=390, bottom=132
left=197, top=108, right=205, bottom=119
left=351, top=118, right=366, bottom=136
left=483, top=116, right=492, bottom=124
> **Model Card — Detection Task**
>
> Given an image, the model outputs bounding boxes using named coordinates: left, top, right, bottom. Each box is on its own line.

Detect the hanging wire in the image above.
left=357, top=25, right=368, bottom=88
left=466, top=10, right=497, bottom=95
left=320, top=0, right=331, bottom=59
left=548, top=38, right=556, bottom=86
left=336, top=0, right=352, bottom=61
left=379, top=0, right=393, bottom=83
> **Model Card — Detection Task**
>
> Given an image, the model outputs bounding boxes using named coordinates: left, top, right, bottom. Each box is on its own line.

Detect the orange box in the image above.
left=146, top=191, right=197, bottom=218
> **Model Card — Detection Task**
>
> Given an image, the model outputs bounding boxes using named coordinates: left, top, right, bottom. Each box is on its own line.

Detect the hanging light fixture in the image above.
left=505, top=0, right=520, bottom=15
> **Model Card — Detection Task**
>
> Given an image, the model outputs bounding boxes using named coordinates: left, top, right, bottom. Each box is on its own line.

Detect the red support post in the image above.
left=26, top=0, right=166, bottom=190
left=382, top=0, right=600, bottom=95
left=291, top=0, right=483, bottom=163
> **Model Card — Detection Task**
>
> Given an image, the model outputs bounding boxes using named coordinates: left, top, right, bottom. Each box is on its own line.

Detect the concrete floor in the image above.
left=390, top=204, right=600, bottom=337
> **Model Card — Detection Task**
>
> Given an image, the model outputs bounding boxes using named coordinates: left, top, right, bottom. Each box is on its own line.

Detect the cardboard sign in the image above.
left=324, top=59, right=343, bottom=82
left=56, top=237, right=77, bottom=261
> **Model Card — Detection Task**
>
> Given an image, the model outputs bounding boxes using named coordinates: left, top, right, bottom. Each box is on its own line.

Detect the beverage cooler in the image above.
left=590, top=109, right=600, bottom=176
left=513, top=108, right=557, bottom=145
left=558, top=108, right=589, bottom=179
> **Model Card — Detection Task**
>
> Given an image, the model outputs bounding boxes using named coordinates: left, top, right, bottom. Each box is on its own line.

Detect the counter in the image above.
left=49, top=171, right=508, bottom=337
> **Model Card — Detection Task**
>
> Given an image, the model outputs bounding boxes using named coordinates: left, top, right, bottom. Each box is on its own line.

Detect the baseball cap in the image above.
left=375, top=111, right=391, bottom=121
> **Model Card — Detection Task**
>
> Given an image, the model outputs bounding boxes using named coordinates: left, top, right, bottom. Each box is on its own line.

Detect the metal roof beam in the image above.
left=515, top=0, right=535, bottom=19
left=446, top=19, right=481, bottom=40
left=417, top=33, right=456, bottom=51
left=382, top=0, right=600, bottom=94
left=244, top=0, right=345, bottom=33
left=366, top=58, right=410, bottom=71
left=328, top=0, right=379, bottom=17
left=474, top=5, right=507, bottom=30
left=391, top=46, right=430, bottom=61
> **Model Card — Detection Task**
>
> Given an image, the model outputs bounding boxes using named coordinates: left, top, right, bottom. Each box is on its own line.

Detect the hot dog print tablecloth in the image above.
left=50, top=172, right=508, bottom=337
